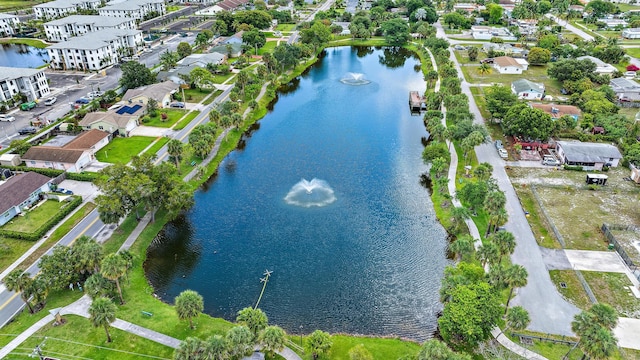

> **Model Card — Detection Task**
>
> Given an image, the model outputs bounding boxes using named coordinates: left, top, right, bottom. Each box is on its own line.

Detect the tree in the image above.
left=235, top=69, right=250, bottom=95
left=572, top=305, right=619, bottom=360
left=233, top=10, right=273, bottom=29
left=89, top=297, right=117, bottom=343
left=490, top=230, right=516, bottom=261
left=417, top=339, right=471, bottom=360
left=242, top=28, right=266, bottom=55
left=147, top=97, right=159, bottom=117
left=9, top=139, right=32, bottom=155
left=205, top=335, right=228, bottom=359
left=381, top=18, right=410, bottom=46
left=503, top=264, right=528, bottom=313
left=586, top=0, right=617, bottom=18
left=160, top=50, right=178, bottom=71
left=487, top=3, right=503, bottom=24
left=461, top=131, right=485, bottom=164
left=477, top=63, right=492, bottom=76
left=484, top=190, right=506, bottom=236
left=307, top=330, right=332, bottom=360
left=450, top=206, right=471, bottom=234
left=527, top=47, right=551, bottom=65
left=4, top=269, right=35, bottom=313
left=457, top=181, right=488, bottom=213
left=101, top=253, right=128, bottom=304
left=348, top=344, right=373, bottom=360
left=502, top=102, right=554, bottom=140
left=167, top=139, right=184, bottom=170
left=226, top=325, right=254, bottom=359
left=473, top=162, right=493, bottom=181
left=259, top=325, right=286, bottom=357
left=177, top=42, right=192, bottom=59
left=506, top=306, right=530, bottom=331
left=190, top=67, right=215, bottom=90
left=236, top=307, right=268, bottom=339
left=174, top=337, right=207, bottom=360
left=467, top=47, right=478, bottom=61
left=548, top=59, right=597, bottom=82
left=38, top=245, right=79, bottom=291
left=85, top=273, right=114, bottom=299
left=175, top=290, right=204, bottom=329
left=443, top=12, right=471, bottom=29
left=477, top=241, right=500, bottom=268
left=119, top=61, right=155, bottom=91
left=449, top=235, right=475, bottom=261
left=195, top=32, right=210, bottom=47
left=73, top=235, right=103, bottom=275
left=300, top=22, right=332, bottom=52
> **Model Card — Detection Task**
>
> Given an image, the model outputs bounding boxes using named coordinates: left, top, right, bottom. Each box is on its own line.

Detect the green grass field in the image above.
left=144, top=137, right=169, bottom=156
left=173, top=111, right=200, bottom=130
left=549, top=270, right=592, bottom=310
left=0, top=0, right=41, bottom=12
left=460, top=64, right=564, bottom=96
left=0, top=237, right=35, bottom=274
left=182, top=88, right=212, bottom=103
left=143, top=109, right=192, bottom=128
left=2, top=200, right=67, bottom=233
left=582, top=271, right=640, bottom=317
left=95, top=136, right=157, bottom=164
left=0, top=38, right=48, bottom=48
left=258, top=41, right=278, bottom=55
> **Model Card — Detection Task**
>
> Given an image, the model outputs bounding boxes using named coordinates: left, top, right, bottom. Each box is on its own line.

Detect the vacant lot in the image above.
left=460, top=64, right=564, bottom=96
left=582, top=271, right=640, bottom=318
left=95, top=136, right=157, bottom=164
left=2, top=200, right=66, bottom=233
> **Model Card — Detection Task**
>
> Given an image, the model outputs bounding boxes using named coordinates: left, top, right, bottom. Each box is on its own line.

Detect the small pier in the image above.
left=409, top=91, right=426, bottom=113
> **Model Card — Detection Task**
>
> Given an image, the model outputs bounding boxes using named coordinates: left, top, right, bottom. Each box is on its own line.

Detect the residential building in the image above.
left=47, top=28, right=143, bottom=71
left=60, top=129, right=111, bottom=154
left=78, top=111, right=140, bottom=136
left=610, top=77, right=640, bottom=102
left=178, top=0, right=216, bottom=3
left=0, top=172, right=52, bottom=227
left=210, top=43, right=243, bottom=58
left=22, top=147, right=92, bottom=172
left=453, top=3, right=477, bottom=12
left=471, top=26, right=517, bottom=41
left=529, top=103, right=581, bottom=120
left=556, top=141, right=623, bottom=170
left=44, top=15, right=137, bottom=42
left=122, top=80, right=179, bottom=108
left=0, top=13, right=20, bottom=36
left=33, top=0, right=101, bottom=20
left=482, top=43, right=528, bottom=57
left=223, top=31, right=244, bottom=45
left=622, top=28, right=640, bottom=39
left=98, top=0, right=166, bottom=21
left=511, top=79, right=545, bottom=100
left=597, top=18, right=628, bottom=29
left=158, top=53, right=226, bottom=83
left=0, top=153, right=21, bottom=166
left=493, top=56, right=529, bottom=74
left=0, top=67, right=50, bottom=104
left=576, top=56, right=617, bottom=74
left=209, top=0, right=250, bottom=13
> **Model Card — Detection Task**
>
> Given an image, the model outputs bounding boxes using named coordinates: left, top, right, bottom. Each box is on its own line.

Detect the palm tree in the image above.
left=167, top=139, right=184, bottom=170
left=467, top=47, right=479, bottom=62
left=425, top=70, right=439, bottom=89
left=174, top=337, right=207, bottom=359
left=489, top=209, right=508, bottom=234
left=491, top=230, right=516, bottom=262
left=580, top=326, right=617, bottom=360
left=3, top=269, right=34, bottom=313
left=226, top=325, right=253, bottom=359
left=259, top=325, right=286, bottom=358
left=85, top=273, right=113, bottom=299
left=506, top=306, right=530, bottom=331
left=589, top=303, right=618, bottom=330
left=208, top=109, right=221, bottom=125
left=175, top=290, right=204, bottom=329
left=235, top=70, right=250, bottom=95
left=73, top=235, right=103, bottom=274
left=448, top=235, right=475, bottom=261
left=231, top=113, right=243, bottom=128
left=236, top=307, right=268, bottom=339
left=504, top=264, right=528, bottom=313
left=484, top=191, right=506, bottom=236
left=100, top=253, right=128, bottom=304
left=205, top=335, right=227, bottom=360
left=307, top=330, right=333, bottom=360
left=477, top=63, right=492, bottom=76
left=417, top=339, right=458, bottom=360
left=89, top=297, right=117, bottom=343
left=572, top=308, right=618, bottom=360
left=450, top=206, right=471, bottom=233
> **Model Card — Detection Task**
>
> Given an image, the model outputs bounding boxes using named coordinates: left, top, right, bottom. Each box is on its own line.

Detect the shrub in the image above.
left=563, top=165, right=583, bottom=171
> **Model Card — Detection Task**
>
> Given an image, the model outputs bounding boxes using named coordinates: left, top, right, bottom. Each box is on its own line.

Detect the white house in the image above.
left=0, top=67, right=50, bottom=104
left=511, top=79, right=545, bottom=100
left=610, top=77, right=640, bottom=102
left=47, top=28, right=143, bottom=71
left=60, top=129, right=111, bottom=155
left=576, top=56, right=617, bottom=74
left=471, top=26, right=517, bottom=41
left=206, top=0, right=250, bottom=13
left=44, top=15, right=137, bottom=42
left=0, top=13, right=20, bottom=36
left=22, top=147, right=92, bottom=172
left=98, top=0, right=166, bottom=21
left=622, top=28, right=640, bottom=39
left=0, top=172, right=52, bottom=227
left=556, top=141, right=623, bottom=171
left=597, top=18, right=628, bottom=29
left=493, top=56, right=528, bottom=74
left=33, top=0, right=101, bottom=20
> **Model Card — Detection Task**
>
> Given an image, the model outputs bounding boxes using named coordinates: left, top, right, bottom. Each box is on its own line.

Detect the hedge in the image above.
left=563, top=165, right=584, bottom=171
left=0, top=196, right=83, bottom=241
left=0, top=166, right=98, bottom=182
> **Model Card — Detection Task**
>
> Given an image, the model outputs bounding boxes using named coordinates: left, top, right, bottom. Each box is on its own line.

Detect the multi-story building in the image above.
left=98, top=0, right=166, bottom=21
left=33, top=0, right=101, bottom=20
left=0, top=13, right=20, bottom=36
left=44, top=15, right=137, bottom=42
left=47, top=28, right=143, bottom=71
left=0, top=67, right=50, bottom=105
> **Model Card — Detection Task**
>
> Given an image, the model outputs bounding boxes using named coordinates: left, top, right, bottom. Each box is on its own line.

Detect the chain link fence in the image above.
left=602, top=223, right=640, bottom=282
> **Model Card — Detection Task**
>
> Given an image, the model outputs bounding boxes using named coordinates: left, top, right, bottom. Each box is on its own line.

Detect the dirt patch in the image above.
left=582, top=272, right=640, bottom=319
left=610, top=229, right=640, bottom=265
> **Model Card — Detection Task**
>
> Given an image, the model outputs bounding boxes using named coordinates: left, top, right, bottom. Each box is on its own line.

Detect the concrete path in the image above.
left=491, top=328, right=549, bottom=360
left=118, top=212, right=153, bottom=252
left=564, top=250, right=629, bottom=273
left=129, top=125, right=175, bottom=137
left=614, top=317, right=640, bottom=350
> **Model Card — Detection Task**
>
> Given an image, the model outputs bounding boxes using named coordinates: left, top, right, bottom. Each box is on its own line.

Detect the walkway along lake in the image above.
left=144, top=46, right=449, bottom=341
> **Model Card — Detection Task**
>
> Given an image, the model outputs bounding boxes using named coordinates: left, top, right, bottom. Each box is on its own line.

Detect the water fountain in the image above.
left=284, top=178, right=337, bottom=207
left=340, top=72, right=371, bottom=85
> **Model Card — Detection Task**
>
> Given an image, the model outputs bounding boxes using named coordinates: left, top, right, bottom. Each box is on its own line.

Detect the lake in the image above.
left=144, top=46, right=448, bottom=341
left=0, top=43, right=49, bottom=68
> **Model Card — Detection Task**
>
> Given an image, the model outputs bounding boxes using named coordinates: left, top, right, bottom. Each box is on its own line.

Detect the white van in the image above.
left=0, top=114, right=15, bottom=122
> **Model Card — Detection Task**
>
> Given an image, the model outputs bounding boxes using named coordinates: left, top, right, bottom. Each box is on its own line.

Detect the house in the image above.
left=529, top=103, right=582, bottom=120
left=597, top=18, right=628, bottom=29
left=122, top=80, right=179, bottom=108
left=556, top=141, right=623, bottom=170
left=33, top=0, right=101, bottom=20
left=177, top=52, right=226, bottom=68
left=482, top=43, right=528, bottom=57
left=610, top=77, right=640, bottom=102
left=453, top=3, right=477, bottom=12
left=223, top=31, right=244, bottom=45
left=622, top=28, right=640, bottom=39
left=208, top=0, right=250, bottom=13
left=0, top=13, right=20, bottom=36
left=0, top=172, right=52, bottom=227
left=511, top=79, right=545, bottom=100
left=576, top=56, right=617, bottom=74
left=471, top=26, right=517, bottom=41
left=46, top=28, right=143, bottom=71
left=22, top=146, right=92, bottom=172
left=0, top=67, right=50, bottom=104
left=61, top=129, right=111, bottom=154
left=98, top=0, right=166, bottom=21
left=79, top=111, right=140, bottom=136
left=44, top=15, right=137, bottom=42
left=210, top=43, right=243, bottom=58
left=493, top=56, right=528, bottom=74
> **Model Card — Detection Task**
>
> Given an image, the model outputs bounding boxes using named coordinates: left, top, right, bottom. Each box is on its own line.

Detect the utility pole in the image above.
left=30, top=337, right=47, bottom=360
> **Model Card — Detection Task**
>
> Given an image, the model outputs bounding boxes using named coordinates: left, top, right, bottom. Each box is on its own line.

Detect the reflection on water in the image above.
left=0, top=43, right=49, bottom=68
left=145, top=46, right=448, bottom=341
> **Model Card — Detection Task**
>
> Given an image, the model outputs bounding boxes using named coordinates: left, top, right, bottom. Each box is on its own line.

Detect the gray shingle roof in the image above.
left=610, top=77, right=640, bottom=92
left=34, top=0, right=100, bottom=9
left=122, top=80, right=178, bottom=102
left=0, top=172, right=51, bottom=214
left=558, top=141, right=623, bottom=164
left=511, top=79, right=544, bottom=94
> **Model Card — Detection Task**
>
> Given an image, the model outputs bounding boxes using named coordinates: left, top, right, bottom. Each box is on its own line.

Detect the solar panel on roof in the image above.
left=127, top=104, right=142, bottom=114
left=115, top=107, right=127, bottom=115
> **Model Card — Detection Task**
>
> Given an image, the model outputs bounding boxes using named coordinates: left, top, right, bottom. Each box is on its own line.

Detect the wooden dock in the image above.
left=409, top=91, right=426, bottom=112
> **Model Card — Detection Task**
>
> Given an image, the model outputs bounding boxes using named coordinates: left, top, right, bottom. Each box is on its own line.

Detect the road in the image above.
left=288, top=0, right=336, bottom=44
left=435, top=22, right=581, bottom=335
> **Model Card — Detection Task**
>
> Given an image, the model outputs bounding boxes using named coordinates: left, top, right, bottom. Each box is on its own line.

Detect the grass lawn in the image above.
left=144, top=137, right=169, bottom=156
left=212, top=72, right=235, bottom=84
left=510, top=183, right=557, bottom=249
left=506, top=330, right=583, bottom=360
left=258, top=41, right=277, bottom=55
left=626, top=48, right=640, bottom=59
left=0, top=237, right=34, bottom=274
left=453, top=48, right=487, bottom=65
left=167, top=5, right=182, bottom=12
left=174, top=111, right=201, bottom=131
left=142, top=109, right=193, bottom=128
left=202, top=90, right=223, bottom=106
left=275, top=24, right=296, bottom=31
left=0, top=38, right=48, bottom=49
left=182, top=88, right=211, bottom=103
left=327, top=335, right=421, bottom=359
left=0, top=0, right=41, bottom=12
left=549, top=270, right=592, bottom=310
left=460, top=65, right=564, bottom=96
left=95, top=136, right=157, bottom=164
left=582, top=271, right=640, bottom=318
left=617, top=3, right=640, bottom=12
left=2, top=200, right=67, bottom=233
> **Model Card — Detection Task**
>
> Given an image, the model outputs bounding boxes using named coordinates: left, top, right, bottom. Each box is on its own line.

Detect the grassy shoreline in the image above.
left=0, top=38, right=49, bottom=49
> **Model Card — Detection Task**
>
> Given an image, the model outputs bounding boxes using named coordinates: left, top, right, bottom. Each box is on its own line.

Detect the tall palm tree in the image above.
left=259, top=326, right=286, bottom=358
left=448, top=235, right=475, bottom=261
left=89, top=297, right=117, bottom=343
left=4, top=269, right=34, bottom=313
left=504, top=264, right=528, bottom=313
left=174, top=337, right=207, bottom=360
left=484, top=191, right=506, bottom=236
left=231, top=113, right=243, bottom=128
left=236, top=307, right=268, bottom=339
left=450, top=206, right=471, bottom=233
left=205, top=335, right=227, bottom=360
left=175, top=290, right=204, bottom=329
left=167, top=139, right=184, bottom=170
left=307, top=330, right=332, bottom=360
left=226, top=325, right=254, bottom=359
left=506, top=306, right=530, bottom=331
left=208, top=109, right=221, bottom=125
left=73, top=235, right=103, bottom=274
left=100, top=253, right=128, bottom=304
left=491, top=230, right=516, bottom=262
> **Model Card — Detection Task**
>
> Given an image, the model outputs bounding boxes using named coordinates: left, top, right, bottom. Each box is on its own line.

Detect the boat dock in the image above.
left=409, top=91, right=426, bottom=113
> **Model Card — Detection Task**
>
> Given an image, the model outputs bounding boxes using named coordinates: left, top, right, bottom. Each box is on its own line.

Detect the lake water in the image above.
left=0, top=43, right=49, bottom=68
left=144, top=46, right=448, bottom=341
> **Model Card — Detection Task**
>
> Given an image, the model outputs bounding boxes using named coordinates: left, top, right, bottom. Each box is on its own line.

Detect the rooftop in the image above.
left=79, top=111, right=138, bottom=128
left=0, top=13, right=18, bottom=19
left=494, top=56, right=526, bottom=68
left=0, top=67, right=44, bottom=82
left=62, top=129, right=110, bottom=150
left=576, top=55, right=610, bottom=68
left=512, top=79, right=545, bottom=93
left=44, top=15, right=134, bottom=27
left=0, top=172, right=51, bottom=215
left=177, top=52, right=226, bottom=67
left=610, top=77, right=640, bottom=91
left=558, top=141, right=623, bottom=164
left=35, top=0, right=100, bottom=9
left=47, top=28, right=141, bottom=50
left=101, top=0, right=163, bottom=10
left=122, top=80, right=178, bottom=103
left=22, top=146, right=88, bottom=163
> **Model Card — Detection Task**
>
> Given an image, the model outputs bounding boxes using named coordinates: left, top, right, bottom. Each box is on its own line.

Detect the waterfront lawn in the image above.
left=95, top=136, right=156, bottom=164
left=0, top=236, right=34, bottom=273
left=460, top=65, right=564, bottom=96
left=143, top=109, right=191, bottom=128
left=2, top=200, right=66, bottom=233
left=549, top=270, right=592, bottom=310
left=582, top=271, right=640, bottom=317
left=0, top=37, right=48, bottom=48
left=327, top=335, right=421, bottom=359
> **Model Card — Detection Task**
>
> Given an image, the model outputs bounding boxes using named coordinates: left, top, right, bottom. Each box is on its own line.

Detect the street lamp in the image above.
left=299, top=325, right=303, bottom=347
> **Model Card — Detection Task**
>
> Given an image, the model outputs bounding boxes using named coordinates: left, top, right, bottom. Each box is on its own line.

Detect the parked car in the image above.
left=542, top=155, right=560, bottom=166
left=0, top=114, right=15, bottom=122
left=480, top=58, right=494, bottom=64
left=87, top=91, right=104, bottom=99
left=20, top=101, right=36, bottom=111
left=170, top=102, right=185, bottom=108
left=497, top=148, right=508, bottom=159
left=454, top=45, right=465, bottom=50
left=495, top=140, right=503, bottom=149
left=54, top=188, right=74, bottom=195
left=18, top=126, right=37, bottom=135
left=75, top=98, right=90, bottom=104
left=44, top=97, right=57, bottom=106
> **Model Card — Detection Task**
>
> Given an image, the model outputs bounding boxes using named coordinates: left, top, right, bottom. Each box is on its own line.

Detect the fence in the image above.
left=601, top=224, right=640, bottom=282
left=530, top=185, right=598, bottom=304
left=510, top=332, right=577, bottom=347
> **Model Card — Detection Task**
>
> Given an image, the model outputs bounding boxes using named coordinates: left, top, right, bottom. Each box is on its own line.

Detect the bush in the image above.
left=0, top=166, right=98, bottom=182
left=0, top=196, right=82, bottom=240
left=563, top=165, right=583, bottom=171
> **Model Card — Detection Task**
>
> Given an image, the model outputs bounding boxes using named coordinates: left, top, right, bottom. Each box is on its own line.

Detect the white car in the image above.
left=44, top=97, right=57, bottom=106
left=0, top=114, right=15, bottom=122
left=87, top=91, right=104, bottom=99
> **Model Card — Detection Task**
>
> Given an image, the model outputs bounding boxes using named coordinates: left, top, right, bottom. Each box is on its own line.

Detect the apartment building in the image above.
left=0, top=67, right=50, bottom=104
left=44, top=15, right=137, bottom=42
left=33, top=0, right=101, bottom=20
left=0, top=13, right=20, bottom=36
left=98, top=0, right=166, bottom=21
